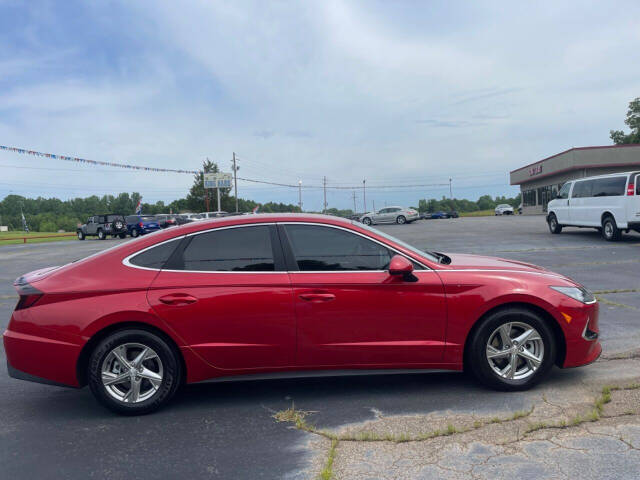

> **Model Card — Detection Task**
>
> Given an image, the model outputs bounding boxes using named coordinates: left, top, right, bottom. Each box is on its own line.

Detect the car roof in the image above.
left=573, top=171, right=639, bottom=182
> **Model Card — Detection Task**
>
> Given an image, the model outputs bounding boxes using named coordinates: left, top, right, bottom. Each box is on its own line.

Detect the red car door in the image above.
left=281, top=223, right=447, bottom=368
left=147, top=224, right=296, bottom=371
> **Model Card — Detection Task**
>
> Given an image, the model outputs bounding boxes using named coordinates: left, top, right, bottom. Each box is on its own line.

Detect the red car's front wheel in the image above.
left=88, top=329, right=182, bottom=415
left=467, top=307, right=556, bottom=391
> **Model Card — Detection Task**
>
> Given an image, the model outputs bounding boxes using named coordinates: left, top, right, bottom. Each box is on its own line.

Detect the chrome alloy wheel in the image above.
left=101, top=343, right=163, bottom=404
left=486, top=322, right=544, bottom=380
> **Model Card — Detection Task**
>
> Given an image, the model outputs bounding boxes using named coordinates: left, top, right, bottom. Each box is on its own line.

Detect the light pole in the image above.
left=363, top=179, right=366, bottom=213
left=298, top=180, right=302, bottom=212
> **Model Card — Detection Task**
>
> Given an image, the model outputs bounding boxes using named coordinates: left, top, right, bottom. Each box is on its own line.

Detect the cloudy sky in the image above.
left=0, top=0, right=638, bottom=211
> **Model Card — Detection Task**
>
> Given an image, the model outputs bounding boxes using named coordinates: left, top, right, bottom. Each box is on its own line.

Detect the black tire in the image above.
left=97, top=229, right=106, bottom=240
left=396, top=215, right=406, bottom=225
left=131, top=229, right=139, bottom=238
left=77, top=230, right=85, bottom=240
left=118, top=233, right=127, bottom=239
left=87, top=329, right=182, bottom=415
left=602, top=215, right=621, bottom=241
left=362, top=217, right=372, bottom=226
left=113, top=219, right=125, bottom=231
left=467, top=307, right=556, bottom=391
left=547, top=213, right=562, bottom=234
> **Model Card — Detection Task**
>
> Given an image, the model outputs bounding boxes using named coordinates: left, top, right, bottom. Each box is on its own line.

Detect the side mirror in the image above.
left=388, top=255, right=416, bottom=281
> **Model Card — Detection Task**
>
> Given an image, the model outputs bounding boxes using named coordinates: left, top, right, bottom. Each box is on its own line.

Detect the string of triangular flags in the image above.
left=0, top=145, right=198, bottom=174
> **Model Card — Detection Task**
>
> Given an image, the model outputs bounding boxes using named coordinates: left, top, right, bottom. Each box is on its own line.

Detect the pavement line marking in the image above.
left=496, top=243, right=640, bottom=253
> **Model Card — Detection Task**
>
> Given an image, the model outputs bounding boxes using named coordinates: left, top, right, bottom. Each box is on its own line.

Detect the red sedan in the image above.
left=4, top=214, right=601, bottom=414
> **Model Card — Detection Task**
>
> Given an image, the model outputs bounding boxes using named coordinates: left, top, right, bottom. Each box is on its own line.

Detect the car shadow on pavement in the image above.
left=5, top=366, right=591, bottom=424
left=169, top=367, right=591, bottom=428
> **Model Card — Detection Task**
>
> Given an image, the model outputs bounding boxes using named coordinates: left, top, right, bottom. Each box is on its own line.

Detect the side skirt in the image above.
left=194, top=368, right=460, bottom=384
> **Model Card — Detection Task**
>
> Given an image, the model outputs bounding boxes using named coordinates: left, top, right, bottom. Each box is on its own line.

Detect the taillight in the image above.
left=16, top=294, right=43, bottom=310
left=628, top=183, right=635, bottom=196
left=14, top=282, right=43, bottom=310
left=139, top=222, right=144, bottom=228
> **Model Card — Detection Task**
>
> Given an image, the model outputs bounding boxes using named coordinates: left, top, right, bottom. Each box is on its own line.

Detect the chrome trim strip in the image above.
left=277, top=221, right=431, bottom=270
left=122, top=220, right=431, bottom=273
left=121, top=236, right=187, bottom=272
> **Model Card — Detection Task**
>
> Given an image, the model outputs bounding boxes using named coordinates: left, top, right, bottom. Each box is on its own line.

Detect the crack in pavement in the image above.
left=275, top=359, right=640, bottom=479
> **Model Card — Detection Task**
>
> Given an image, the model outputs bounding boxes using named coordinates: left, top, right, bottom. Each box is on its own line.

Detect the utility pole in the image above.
left=298, top=180, right=303, bottom=212
left=203, top=169, right=210, bottom=212
left=352, top=191, right=357, bottom=213
left=232, top=152, right=239, bottom=212
left=449, top=177, right=453, bottom=199
left=217, top=184, right=221, bottom=212
left=363, top=179, right=366, bottom=212
left=373, top=200, right=376, bottom=212
left=323, top=176, right=328, bottom=213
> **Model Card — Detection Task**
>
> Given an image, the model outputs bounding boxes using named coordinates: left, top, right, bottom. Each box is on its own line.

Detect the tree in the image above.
left=610, top=97, right=640, bottom=144
left=186, top=159, right=232, bottom=212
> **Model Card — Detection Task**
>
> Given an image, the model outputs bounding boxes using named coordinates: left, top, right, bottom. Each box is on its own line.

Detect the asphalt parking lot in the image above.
left=1, top=216, right=639, bottom=479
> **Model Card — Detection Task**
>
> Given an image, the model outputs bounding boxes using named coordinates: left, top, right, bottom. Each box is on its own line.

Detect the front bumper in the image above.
left=561, top=301, right=602, bottom=368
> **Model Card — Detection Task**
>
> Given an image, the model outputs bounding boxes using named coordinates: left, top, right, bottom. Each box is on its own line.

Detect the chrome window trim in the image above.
left=278, top=221, right=431, bottom=271
left=121, top=220, right=432, bottom=273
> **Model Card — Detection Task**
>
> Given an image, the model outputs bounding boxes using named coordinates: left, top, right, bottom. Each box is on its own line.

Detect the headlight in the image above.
left=550, top=286, right=596, bottom=304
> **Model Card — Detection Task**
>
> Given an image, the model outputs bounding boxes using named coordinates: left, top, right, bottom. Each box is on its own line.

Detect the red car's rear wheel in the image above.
left=88, top=329, right=182, bottom=415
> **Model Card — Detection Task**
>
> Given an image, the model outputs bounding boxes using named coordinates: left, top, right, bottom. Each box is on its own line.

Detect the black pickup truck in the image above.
left=77, top=214, right=128, bottom=240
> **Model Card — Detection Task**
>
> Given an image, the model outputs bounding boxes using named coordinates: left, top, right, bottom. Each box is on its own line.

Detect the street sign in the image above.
left=204, top=172, right=232, bottom=189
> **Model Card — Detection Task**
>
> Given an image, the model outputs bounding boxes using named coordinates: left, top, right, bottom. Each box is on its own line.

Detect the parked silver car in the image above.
left=360, top=206, right=419, bottom=225
left=494, top=204, right=514, bottom=215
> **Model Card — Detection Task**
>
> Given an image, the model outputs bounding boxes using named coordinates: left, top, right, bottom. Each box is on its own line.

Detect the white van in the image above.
left=547, top=171, right=640, bottom=241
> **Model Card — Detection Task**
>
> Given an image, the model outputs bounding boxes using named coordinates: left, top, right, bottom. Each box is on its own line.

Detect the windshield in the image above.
left=354, top=221, right=439, bottom=263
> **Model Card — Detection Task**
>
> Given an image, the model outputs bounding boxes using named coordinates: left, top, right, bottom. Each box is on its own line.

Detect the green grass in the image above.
left=459, top=209, right=497, bottom=217
left=0, top=231, right=77, bottom=245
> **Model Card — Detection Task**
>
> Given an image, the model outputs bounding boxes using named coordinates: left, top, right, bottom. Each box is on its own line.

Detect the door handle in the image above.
left=158, top=293, right=198, bottom=305
left=299, top=293, right=336, bottom=302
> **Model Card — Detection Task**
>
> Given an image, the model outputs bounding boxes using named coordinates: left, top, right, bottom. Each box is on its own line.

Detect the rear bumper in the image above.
left=7, top=362, right=77, bottom=388
left=3, top=326, right=82, bottom=387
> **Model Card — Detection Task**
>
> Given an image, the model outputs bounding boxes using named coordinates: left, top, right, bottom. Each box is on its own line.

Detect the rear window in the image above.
left=126, top=216, right=139, bottom=223
left=128, top=238, right=182, bottom=269
left=592, top=176, right=627, bottom=197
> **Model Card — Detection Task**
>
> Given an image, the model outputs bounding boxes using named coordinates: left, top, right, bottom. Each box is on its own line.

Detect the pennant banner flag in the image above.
left=0, top=145, right=198, bottom=174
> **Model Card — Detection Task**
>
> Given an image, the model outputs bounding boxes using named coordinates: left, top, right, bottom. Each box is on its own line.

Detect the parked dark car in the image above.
left=448, top=210, right=459, bottom=218
left=125, top=215, right=161, bottom=238
left=77, top=214, right=127, bottom=240
left=155, top=214, right=181, bottom=229
left=429, top=211, right=450, bottom=219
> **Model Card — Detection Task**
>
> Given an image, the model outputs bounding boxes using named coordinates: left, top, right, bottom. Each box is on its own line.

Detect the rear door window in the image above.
left=592, top=177, right=626, bottom=197
left=179, top=225, right=275, bottom=272
left=284, top=224, right=392, bottom=271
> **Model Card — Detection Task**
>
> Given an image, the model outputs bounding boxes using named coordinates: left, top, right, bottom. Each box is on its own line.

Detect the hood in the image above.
left=442, top=253, right=549, bottom=272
